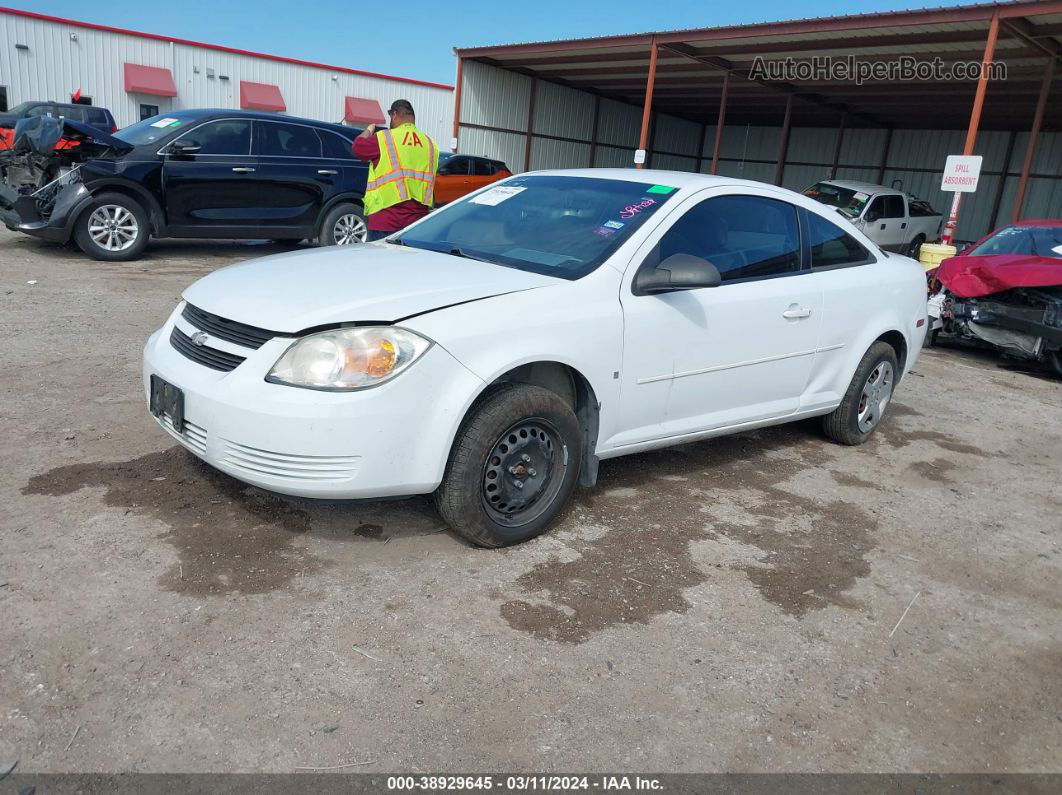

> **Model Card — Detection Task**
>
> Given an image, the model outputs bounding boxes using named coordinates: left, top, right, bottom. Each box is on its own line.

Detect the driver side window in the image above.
left=654, top=195, right=802, bottom=282
left=187, top=120, right=252, bottom=156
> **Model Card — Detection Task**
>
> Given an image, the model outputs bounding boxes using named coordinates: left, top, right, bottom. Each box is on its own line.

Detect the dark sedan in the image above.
left=1, top=109, right=370, bottom=261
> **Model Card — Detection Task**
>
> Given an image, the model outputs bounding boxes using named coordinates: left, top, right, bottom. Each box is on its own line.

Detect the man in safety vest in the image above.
left=352, top=99, right=439, bottom=241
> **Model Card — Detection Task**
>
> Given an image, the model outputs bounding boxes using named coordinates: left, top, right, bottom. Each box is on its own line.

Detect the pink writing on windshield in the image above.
left=619, top=198, right=657, bottom=219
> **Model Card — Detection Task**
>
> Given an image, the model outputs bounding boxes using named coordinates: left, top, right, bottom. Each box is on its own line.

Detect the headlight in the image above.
left=266, top=327, right=431, bottom=390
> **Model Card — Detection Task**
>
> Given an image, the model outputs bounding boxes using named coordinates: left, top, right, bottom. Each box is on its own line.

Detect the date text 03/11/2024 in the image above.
left=385, top=775, right=664, bottom=791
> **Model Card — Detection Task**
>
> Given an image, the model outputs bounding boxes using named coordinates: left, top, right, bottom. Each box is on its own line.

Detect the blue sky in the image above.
left=11, top=0, right=996, bottom=86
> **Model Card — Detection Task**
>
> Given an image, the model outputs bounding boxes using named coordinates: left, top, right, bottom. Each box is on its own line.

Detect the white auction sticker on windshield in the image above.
left=470, top=186, right=526, bottom=206
left=854, top=192, right=869, bottom=201
left=151, top=117, right=179, bottom=128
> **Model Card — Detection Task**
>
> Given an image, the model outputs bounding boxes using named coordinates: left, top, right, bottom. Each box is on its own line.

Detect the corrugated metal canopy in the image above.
left=456, top=1, right=1062, bottom=131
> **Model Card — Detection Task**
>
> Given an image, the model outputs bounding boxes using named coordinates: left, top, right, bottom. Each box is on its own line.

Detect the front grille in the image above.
left=170, top=327, right=246, bottom=372
left=182, top=303, right=280, bottom=350
left=221, top=439, right=361, bottom=482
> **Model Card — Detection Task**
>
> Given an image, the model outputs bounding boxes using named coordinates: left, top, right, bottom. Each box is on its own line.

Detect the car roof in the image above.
left=524, top=168, right=791, bottom=192
left=1010, top=220, right=1062, bottom=228
left=152, top=108, right=358, bottom=137
left=816, top=179, right=891, bottom=193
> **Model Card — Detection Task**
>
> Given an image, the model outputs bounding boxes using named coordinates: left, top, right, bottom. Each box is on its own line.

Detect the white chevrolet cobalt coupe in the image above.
left=144, top=170, right=927, bottom=547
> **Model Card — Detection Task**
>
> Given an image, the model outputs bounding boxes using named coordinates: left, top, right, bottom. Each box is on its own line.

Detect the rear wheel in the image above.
left=822, top=342, right=898, bottom=445
left=318, top=203, right=367, bottom=246
left=905, top=235, right=925, bottom=259
left=1048, top=350, right=1062, bottom=379
left=73, top=192, right=149, bottom=262
left=434, top=384, right=583, bottom=548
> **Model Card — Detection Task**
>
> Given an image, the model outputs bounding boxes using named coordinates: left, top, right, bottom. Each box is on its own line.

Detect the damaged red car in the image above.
left=927, top=221, right=1062, bottom=377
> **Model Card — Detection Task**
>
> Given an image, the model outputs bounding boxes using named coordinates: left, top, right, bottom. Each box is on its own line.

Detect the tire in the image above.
left=822, top=341, right=899, bottom=446
left=905, top=235, right=925, bottom=260
left=1048, top=350, right=1062, bottom=379
left=318, top=203, right=367, bottom=246
left=73, top=192, right=149, bottom=262
left=434, top=384, right=583, bottom=548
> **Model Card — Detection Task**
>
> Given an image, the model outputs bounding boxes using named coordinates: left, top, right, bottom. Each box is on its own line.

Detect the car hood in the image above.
left=182, top=243, right=561, bottom=332
left=7, top=116, right=132, bottom=158
left=937, top=254, right=1062, bottom=298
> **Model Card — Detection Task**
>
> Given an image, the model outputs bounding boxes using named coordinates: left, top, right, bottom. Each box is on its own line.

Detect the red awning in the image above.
left=239, top=81, right=286, bottom=112
left=123, top=63, right=177, bottom=97
left=343, top=96, right=385, bottom=125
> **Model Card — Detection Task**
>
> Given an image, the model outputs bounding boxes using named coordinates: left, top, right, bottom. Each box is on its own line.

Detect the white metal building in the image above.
left=453, top=1, right=1062, bottom=242
left=0, top=7, right=453, bottom=141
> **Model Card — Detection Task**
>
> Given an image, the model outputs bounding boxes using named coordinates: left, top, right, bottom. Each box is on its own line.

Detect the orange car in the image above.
left=435, top=153, right=512, bottom=205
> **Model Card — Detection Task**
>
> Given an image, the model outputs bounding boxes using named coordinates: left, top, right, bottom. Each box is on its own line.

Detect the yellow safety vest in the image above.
left=364, top=123, right=439, bottom=215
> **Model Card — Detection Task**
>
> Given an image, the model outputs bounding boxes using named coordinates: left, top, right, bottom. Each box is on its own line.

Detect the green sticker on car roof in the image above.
left=647, top=185, right=676, bottom=194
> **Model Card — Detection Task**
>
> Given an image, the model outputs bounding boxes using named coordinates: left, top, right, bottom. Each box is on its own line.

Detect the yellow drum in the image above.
left=917, top=242, right=957, bottom=272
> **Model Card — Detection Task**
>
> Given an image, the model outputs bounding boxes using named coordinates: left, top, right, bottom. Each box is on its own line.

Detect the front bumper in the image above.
left=142, top=305, right=485, bottom=499
left=0, top=181, right=90, bottom=242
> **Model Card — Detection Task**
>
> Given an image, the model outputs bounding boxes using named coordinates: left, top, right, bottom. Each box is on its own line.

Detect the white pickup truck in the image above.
left=803, top=180, right=943, bottom=258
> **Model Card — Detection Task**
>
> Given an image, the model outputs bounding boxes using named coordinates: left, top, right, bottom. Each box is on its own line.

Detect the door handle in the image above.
left=901, top=222, right=907, bottom=229
left=782, top=306, right=812, bottom=319
left=231, top=167, right=255, bottom=173
left=317, top=169, right=338, bottom=175
left=879, top=223, right=886, bottom=230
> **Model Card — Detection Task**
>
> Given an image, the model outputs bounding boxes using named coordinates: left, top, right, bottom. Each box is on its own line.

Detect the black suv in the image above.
left=0, top=101, right=117, bottom=135
left=1, top=109, right=370, bottom=261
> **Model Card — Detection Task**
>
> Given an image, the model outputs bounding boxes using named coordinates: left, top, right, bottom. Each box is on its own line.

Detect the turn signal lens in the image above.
left=267, top=327, right=431, bottom=390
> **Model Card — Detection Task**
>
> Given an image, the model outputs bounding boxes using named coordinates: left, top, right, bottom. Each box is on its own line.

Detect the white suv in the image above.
left=143, top=169, right=927, bottom=547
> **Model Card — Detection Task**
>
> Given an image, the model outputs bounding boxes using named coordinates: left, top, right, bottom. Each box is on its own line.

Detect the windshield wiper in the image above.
left=446, top=247, right=497, bottom=264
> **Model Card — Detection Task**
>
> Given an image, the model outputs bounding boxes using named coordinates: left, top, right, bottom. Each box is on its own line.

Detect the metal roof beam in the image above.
left=656, top=42, right=883, bottom=126
left=1001, top=17, right=1062, bottom=62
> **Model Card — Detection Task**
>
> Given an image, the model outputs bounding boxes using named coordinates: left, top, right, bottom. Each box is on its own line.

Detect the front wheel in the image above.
left=434, top=385, right=583, bottom=547
left=822, top=341, right=899, bottom=445
left=318, top=203, right=367, bottom=246
left=73, top=192, right=150, bottom=262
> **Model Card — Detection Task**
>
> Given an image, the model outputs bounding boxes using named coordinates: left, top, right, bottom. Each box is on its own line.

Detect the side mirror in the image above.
left=634, top=253, right=722, bottom=295
left=166, top=139, right=201, bottom=156
left=864, top=210, right=881, bottom=223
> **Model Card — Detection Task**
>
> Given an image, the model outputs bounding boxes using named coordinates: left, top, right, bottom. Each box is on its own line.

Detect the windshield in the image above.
left=803, top=182, right=871, bottom=218
left=113, top=112, right=203, bottom=146
left=968, top=226, right=1062, bottom=259
left=397, top=175, right=678, bottom=279
left=5, top=102, right=35, bottom=116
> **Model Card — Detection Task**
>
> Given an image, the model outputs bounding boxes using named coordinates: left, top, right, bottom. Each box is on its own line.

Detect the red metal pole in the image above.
left=524, top=78, right=537, bottom=172
left=876, top=126, right=893, bottom=184
left=589, top=94, right=601, bottom=167
left=637, top=39, right=658, bottom=169
left=451, top=56, right=463, bottom=153
left=829, top=111, right=846, bottom=179
left=942, top=12, right=1000, bottom=244
left=774, top=94, right=793, bottom=186
left=710, top=71, right=729, bottom=175
left=1012, top=57, right=1054, bottom=223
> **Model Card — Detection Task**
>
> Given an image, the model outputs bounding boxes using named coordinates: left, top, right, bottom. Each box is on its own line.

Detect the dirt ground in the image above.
left=1, top=228, right=1060, bottom=774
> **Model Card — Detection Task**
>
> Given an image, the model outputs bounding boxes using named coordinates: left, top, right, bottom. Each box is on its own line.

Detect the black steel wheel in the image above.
left=435, top=384, right=583, bottom=547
